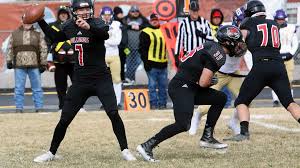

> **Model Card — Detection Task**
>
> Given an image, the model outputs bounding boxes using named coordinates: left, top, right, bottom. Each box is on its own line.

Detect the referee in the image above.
left=175, top=1, right=213, bottom=67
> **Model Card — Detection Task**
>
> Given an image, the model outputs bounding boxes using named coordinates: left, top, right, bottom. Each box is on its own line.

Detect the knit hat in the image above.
left=113, top=6, right=123, bottom=15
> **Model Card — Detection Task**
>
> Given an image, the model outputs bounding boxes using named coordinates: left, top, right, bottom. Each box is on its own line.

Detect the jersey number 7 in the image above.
left=75, top=44, right=84, bottom=66
left=257, top=24, right=280, bottom=48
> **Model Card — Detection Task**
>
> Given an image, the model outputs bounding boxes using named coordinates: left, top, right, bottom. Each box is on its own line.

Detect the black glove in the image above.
left=195, top=29, right=207, bottom=39
left=39, top=66, right=46, bottom=73
left=210, top=75, right=218, bottom=86
left=7, top=62, right=13, bottom=69
left=280, top=53, right=293, bottom=61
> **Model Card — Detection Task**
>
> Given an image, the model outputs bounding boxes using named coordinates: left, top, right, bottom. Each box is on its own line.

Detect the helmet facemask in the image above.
left=73, top=7, right=93, bottom=20
left=71, top=0, right=94, bottom=20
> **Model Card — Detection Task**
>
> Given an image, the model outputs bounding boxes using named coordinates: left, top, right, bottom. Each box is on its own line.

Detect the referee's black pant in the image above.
left=49, top=73, right=128, bottom=154
left=152, top=78, right=227, bottom=144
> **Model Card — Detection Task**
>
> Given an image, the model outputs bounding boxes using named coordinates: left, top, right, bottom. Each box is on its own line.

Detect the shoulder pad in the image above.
left=240, top=17, right=251, bottom=30
left=204, top=41, right=226, bottom=67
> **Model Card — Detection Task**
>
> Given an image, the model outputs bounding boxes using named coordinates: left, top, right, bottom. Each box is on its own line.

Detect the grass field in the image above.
left=0, top=108, right=299, bottom=168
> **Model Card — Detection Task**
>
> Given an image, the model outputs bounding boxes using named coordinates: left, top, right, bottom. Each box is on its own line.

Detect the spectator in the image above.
left=271, top=9, right=299, bottom=107
left=101, top=6, right=122, bottom=108
left=209, top=8, right=224, bottom=40
left=139, top=13, right=168, bottom=109
left=6, top=16, right=48, bottom=113
left=174, top=1, right=212, bottom=67
left=113, top=6, right=127, bottom=82
left=122, top=5, right=149, bottom=84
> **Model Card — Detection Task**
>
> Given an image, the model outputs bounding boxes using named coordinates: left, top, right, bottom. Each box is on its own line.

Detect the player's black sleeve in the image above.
left=89, top=19, right=109, bottom=40
left=203, top=54, right=218, bottom=73
left=38, top=19, right=67, bottom=43
left=239, top=17, right=251, bottom=30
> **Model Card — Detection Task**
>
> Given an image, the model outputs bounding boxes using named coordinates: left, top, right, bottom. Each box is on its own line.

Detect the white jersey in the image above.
left=219, top=55, right=241, bottom=74
left=279, top=24, right=298, bottom=55
left=105, top=20, right=122, bottom=57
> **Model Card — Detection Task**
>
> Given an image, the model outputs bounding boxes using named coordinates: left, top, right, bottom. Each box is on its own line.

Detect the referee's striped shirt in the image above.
left=175, top=16, right=213, bottom=56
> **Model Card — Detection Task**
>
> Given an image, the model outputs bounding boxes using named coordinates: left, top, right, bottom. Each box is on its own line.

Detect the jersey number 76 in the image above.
left=257, top=24, right=280, bottom=48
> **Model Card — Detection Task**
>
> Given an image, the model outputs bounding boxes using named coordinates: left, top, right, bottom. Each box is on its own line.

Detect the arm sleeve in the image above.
left=6, top=35, right=13, bottom=63
left=204, top=20, right=213, bottom=41
left=239, top=18, right=251, bottom=30
left=203, top=54, right=218, bottom=73
left=105, top=22, right=122, bottom=46
left=175, top=21, right=185, bottom=55
left=39, top=32, right=48, bottom=66
left=89, top=20, right=110, bottom=40
left=37, top=19, right=67, bottom=42
left=291, top=32, right=299, bottom=55
left=139, top=31, right=150, bottom=63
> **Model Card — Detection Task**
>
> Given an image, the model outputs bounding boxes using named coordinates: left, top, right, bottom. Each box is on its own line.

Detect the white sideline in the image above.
left=124, top=114, right=300, bottom=133
left=251, top=120, right=300, bottom=132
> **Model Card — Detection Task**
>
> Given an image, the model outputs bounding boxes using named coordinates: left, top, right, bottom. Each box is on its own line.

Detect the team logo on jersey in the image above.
left=226, top=27, right=240, bottom=39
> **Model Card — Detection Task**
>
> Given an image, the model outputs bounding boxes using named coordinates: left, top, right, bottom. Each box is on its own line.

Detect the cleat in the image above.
left=200, top=127, right=228, bottom=149
left=189, top=111, right=202, bottom=135
left=137, top=145, right=159, bottom=162
left=33, top=151, right=55, bottom=163
left=223, top=133, right=250, bottom=142
left=227, top=120, right=240, bottom=135
left=121, top=149, right=137, bottom=161
left=200, top=137, right=228, bottom=149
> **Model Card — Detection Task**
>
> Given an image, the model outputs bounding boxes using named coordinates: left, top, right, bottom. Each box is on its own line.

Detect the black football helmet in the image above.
left=244, top=0, right=266, bottom=18
left=217, top=25, right=247, bottom=57
left=70, top=0, right=94, bottom=20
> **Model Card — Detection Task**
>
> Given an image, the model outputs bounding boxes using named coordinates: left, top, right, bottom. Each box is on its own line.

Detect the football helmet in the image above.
left=232, top=6, right=245, bottom=27
left=274, top=9, right=287, bottom=27
left=100, top=6, right=113, bottom=23
left=70, top=0, right=94, bottom=20
left=244, top=0, right=266, bottom=18
left=217, top=25, right=247, bottom=57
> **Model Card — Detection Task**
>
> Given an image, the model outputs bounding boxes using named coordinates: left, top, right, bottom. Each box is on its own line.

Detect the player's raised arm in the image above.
left=22, top=4, right=67, bottom=42
left=38, top=19, right=68, bottom=42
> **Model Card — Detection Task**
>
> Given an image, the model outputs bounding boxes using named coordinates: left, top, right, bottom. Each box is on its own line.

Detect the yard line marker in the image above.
left=251, top=120, right=300, bottom=132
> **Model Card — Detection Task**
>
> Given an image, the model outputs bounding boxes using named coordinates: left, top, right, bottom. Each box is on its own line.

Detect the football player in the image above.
left=224, top=0, right=300, bottom=142
left=271, top=9, right=298, bottom=107
left=189, top=6, right=248, bottom=136
left=137, top=25, right=247, bottom=162
left=33, top=0, right=136, bottom=162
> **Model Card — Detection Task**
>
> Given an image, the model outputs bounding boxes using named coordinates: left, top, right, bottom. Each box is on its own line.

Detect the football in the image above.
left=22, top=4, right=45, bottom=24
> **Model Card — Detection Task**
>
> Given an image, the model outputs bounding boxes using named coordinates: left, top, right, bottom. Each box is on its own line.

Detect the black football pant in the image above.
left=54, top=63, right=74, bottom=109
left=152, top=78, right=227, bottom=144
left=49, top=74, right=128, bottom=154
left=235, top=60, right=294, bottom=108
